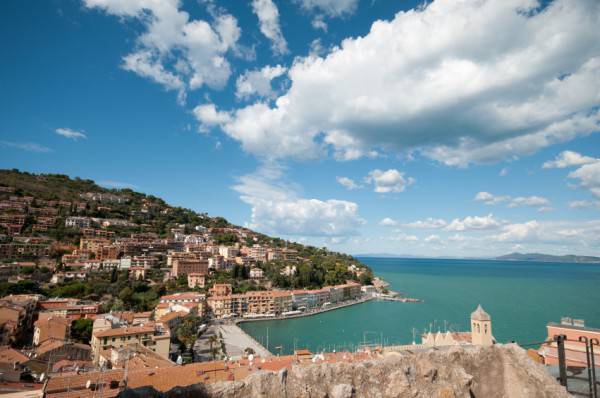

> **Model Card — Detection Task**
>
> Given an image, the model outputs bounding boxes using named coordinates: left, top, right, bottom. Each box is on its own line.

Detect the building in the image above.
left=209, top=283, right=232, bottom=297
left=33, top=316, right=71, bottom=346
left=249, top=267, right=264, bottom=279
left=248, top=245, right=267, bottom=262
left=129, top=266, right=146, bottom=280
left=38, top=298, right=99, bottom=320
left=471, top=304, right=494, bottom=346
left=218, top=246, right=239, bottom=259
left=172, top=258, right=209, bottom=277
left=537, top=317, right=600, bottom=368
left=207, top=290, right=292, bottom=319
left=155, top=292, right=205, bottom=318
left=187, top=273, right=206, bottom=289
left=64, top=217, right=91, bottom=229
left=90, top=322, right=170, bottom=364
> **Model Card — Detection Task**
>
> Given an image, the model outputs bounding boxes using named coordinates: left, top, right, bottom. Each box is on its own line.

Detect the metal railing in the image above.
left=553, top=334, right=599, bottom=398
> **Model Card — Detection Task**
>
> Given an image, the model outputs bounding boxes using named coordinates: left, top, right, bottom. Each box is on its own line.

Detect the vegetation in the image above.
left=70, top=318, right=93, bottom=343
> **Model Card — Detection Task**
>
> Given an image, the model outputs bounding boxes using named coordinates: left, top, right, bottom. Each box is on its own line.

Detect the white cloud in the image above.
left=508, top=196, right=550, bottom=208
left=475, top=191, right=550, bottom=210
left=494, top=220, right=540, bottom=242
left=569, top=161, right=600, bottom=198
left=446, top=214, right=502, bottom=232
left=55, top=127, right=87, bottom=140
left=499, top=167, right=509, bottom=177
left=542, top=151, right=600, bottom=199
left=537, top=206, right=554, bottom=213
left=193, top=103, right=232, bottom=130
left=311, top=16, right=327, bottom=31
left=207, top=0, right=600, bottom=164
left=0, top=141, right=52, bottom=153
left=365, top=169, right=414, bottom=193
left=404, top=218, right=447, bottom=229
left=474, top=192, right=510, bottom=205
left=336, top=176, right=360, bottom=190
left=378, top=217, right=399, bottom=227
left=251, top=0, right=288, bottom=55
left=84, top=0, right=241, bottom=99
left=542, top=150, right=598, bottom=169
left=389, top=232, right=418, bottom=242
left=295, top=0, right=358, bottom=17
left=569, top=200, right=600, bottom=209
left=232, top=165, right=365, bottom=237
left=424, top=234, right=441, bottom=243
left=235, top=65, right=287, bottom=100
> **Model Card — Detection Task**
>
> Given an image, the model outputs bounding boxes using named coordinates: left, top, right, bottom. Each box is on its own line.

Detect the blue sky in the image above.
left=1, top=0, right=600, bottom=257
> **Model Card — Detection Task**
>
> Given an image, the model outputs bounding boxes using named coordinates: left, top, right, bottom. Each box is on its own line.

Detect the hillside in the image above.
left=0, top=169, right=372, bottom=310
left=495, top=252, right=600, bottom=264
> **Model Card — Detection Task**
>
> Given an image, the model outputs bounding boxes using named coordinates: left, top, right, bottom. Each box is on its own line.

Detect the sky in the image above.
left=1, top=0, right=600, bottom=257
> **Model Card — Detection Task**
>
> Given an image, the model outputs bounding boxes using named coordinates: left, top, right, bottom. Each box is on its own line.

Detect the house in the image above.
left=187, top=273, right=205, bottom=289
left=0, top=346, right=30, bottom=382
left=64, top=217, right=91, bottom=229
left=209, top=283, right=232, bottom=297
left=249, top=267, right=264, bottom=279
left=172, top=258, right=209, bottom=277
left=33, top=316, right=71, bottom=346
left=537, top=317, right=600, bottom=368
left=90, top=322, right=170, bottom=364
left=129, top=266, right=146, bottom=280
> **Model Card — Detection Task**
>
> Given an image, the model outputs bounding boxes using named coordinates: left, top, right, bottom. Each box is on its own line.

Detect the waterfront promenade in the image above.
left=236, top=296, right=375, bottom=324
left=218, top=323, right=272, bottom=359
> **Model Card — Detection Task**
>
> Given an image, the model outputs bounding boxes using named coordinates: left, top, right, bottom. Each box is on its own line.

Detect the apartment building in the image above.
left=65, top=217, right=91, bottom=229
left=90, top=322, right=170, bottom=364
left=33, top=316, right=71, bottom=346
left=207, top=291, right=292, bottom=319
left=172, top=258, right=209, bottom=277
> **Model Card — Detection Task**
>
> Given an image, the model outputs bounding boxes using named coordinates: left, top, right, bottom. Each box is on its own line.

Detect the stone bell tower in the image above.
left=471, top=304, right=493, bottom=346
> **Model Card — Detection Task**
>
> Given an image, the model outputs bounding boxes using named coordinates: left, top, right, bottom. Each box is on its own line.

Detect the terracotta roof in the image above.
left=0, top=345, right=29, bottom=364
left=94, top=325, right=155, bottom=338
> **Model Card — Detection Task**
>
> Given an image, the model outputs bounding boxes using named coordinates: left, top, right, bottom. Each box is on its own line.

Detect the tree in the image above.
left=71, top=318, right=93, bottom=343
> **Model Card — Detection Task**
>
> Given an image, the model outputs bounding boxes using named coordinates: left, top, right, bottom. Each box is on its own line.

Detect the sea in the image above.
left=239, top=257, right=600, bottom=355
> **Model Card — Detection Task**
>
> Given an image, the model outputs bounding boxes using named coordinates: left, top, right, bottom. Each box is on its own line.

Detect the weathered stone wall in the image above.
left=119, top=344, right=570, bottom=398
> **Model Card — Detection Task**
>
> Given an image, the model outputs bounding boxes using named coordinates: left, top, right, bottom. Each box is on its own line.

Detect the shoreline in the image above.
left=234, top=296, right=375, bottom=324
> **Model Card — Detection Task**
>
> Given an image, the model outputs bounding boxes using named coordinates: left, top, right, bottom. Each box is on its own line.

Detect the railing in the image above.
left=553, top=334, right=599, bottom=398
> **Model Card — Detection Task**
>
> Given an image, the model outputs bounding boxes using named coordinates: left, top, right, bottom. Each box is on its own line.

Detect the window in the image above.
left=484, top=324, right=488, bottom=334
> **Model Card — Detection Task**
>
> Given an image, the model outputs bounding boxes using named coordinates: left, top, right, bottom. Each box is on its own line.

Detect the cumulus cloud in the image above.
left=475, top=191, right=550, bottom=210
left=445, top=214, right=502, bottom=232
left=235, top=65, right=287, bottom=100
left=494, top=220, right=540, bottom=242
left=55, top=127, right=87, bottom=140
left=542, top=150, right=598, bottom=169
left=232, top=165, right=365, bottom=237
left=508, top=196, right=550, bottom=208
left=251, top=0, right=288, bottom=55
left=569, top=200, right=600, bottom=209
left=84, top=0, right=242, bottom=99
left=193, top=103, right=232, bottom=130
left=365, top=169, right=414, bottom=193
left=388, top=232, right=418, bottom=242
left=294, top=0, right=358, bottom=17
left=0, top=141, right=52, bottom=153
left=424, top=234, right=441, bottom=243
left=543, top=151, right=600, bottom=198
left=474, top=192, right=510, bottom=205
left=202, top=0, right=600, bottom=164
left=336, top=176, right=360, bottom=190
left=404, top=218, right=447, bottom=229
left=378, top=217, right=399, bottom=227
left=569, top=161, right=600, bottom=198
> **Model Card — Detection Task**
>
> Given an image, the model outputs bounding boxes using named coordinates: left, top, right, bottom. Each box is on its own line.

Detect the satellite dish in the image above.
left=176, top=355, right=183, bottom=365
left=86, top=380, right=92, bottom=389
left=248, top=354, right=254, bottom=362
left=40, top=373, right=46, bottom=381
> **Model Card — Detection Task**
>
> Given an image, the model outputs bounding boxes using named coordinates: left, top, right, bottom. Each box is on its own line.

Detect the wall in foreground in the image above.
left=118, top=344, right=570, bottom=398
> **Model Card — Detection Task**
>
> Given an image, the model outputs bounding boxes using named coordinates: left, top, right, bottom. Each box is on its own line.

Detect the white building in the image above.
left=249, top=267, right=264, bottom=279
left=65, top=217, right=91, bottom=229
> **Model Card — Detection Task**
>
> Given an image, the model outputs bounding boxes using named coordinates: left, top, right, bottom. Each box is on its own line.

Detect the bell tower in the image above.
left=471, top=304, right=493, bottom=346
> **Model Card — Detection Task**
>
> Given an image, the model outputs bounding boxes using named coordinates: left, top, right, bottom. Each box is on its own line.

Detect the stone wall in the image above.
left=118, top=344, right=570, bottom=398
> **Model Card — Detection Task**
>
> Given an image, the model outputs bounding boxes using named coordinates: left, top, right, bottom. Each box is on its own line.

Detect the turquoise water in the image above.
left=240, top=258, right=600, bottom=355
